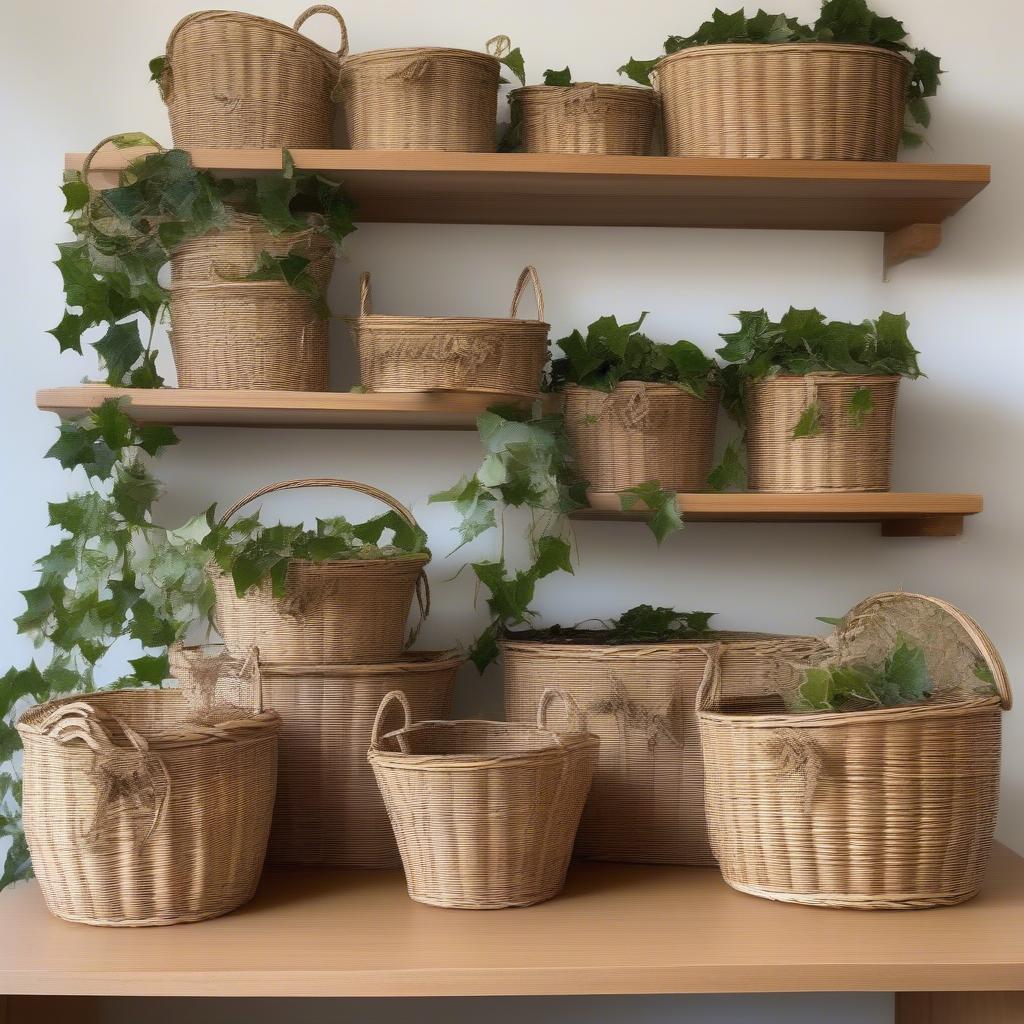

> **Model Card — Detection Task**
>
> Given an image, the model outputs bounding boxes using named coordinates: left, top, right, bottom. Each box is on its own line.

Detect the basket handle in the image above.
left=293, top=5, right=349, bottom=57
left=370, top=689, right=413, bottom=749
left=358, top=271, right=372, bottom=316
left=695, top=643, right=725, bottom=714
left=485, top=35, right=511, bottom=59
left=80, top=134, right=163, bottom=190
left=509, top=266, right=545, bottom=321
left=537, top=687, right=587, bottom=733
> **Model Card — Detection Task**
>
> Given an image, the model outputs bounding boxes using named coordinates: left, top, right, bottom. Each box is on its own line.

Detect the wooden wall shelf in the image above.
left=66, top=148, right=991, bottom=276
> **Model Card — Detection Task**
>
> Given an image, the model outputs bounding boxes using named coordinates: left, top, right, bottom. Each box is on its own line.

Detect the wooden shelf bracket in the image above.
left=883, top=223, right=943, bottom=279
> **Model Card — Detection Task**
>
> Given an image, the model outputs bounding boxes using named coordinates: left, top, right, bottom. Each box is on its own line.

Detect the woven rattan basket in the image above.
left=370, top=688, right=599, bottom=908
left=161, top=6, right=346, bottom=149
left=17, top=687, right=279, bottom=927
left=503, top=631, right=825, bottom=865
left=699, top=592, right=1011, bottom=910
left=745, top=374, right=900, bottom=492
left=212, top=478, right=430, bottom=665
left=656, top=43, right=910, bottom=160
left=350, top=266, right=549, bottom=395
left=564, top=382, right=720, bottom=492
left=511, top=83, right=657, bottom=155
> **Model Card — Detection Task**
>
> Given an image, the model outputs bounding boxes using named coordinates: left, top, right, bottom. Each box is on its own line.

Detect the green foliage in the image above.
left=231, top=250, right=329, bottom=320
left=543, top=66, right=574, bottom=86
left=619, top=481, right=684, bottom=544
left=509, top=604, right=715, bottom=644
left=707, top=439, right=746, bottom=492
left=498, top=46, right=527, bottom=86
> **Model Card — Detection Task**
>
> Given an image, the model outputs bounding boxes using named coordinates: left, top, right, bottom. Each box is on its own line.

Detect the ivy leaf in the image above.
left=0, top=720, right=22, bottom=764
left=532, top=535, right=573, bottom=578
left=618, top=56, right=659, bottom=86
left=148, top=55, right=166, bottom=82
left=792, top=402, right=824, bottom=439
left=707, top=439, right=746, bottom=492
left=816, top=615, right=846, bottom=626
left=128, top=600, right=178, bottom=648
left=128, top=653, right=169, bottom=684
left=61, top=180, right=90, bottom=212
left=469, top=622, right=501, bottom=674
left=112, top=461, right=161, bottom=524
left=110, top=131, right=160, bottom=149
left=499, top=47, right=527, bottom=86
left=618, top=480, right=683, bottom=544
left=0, top=828, right=32, bottom=891
left=91, top=398, right=135, bottom=451
left=94, top=320, right=144, bottom=386
left=0, top=664, right=47, bottom=719
left=543, top=67, right=572, bottom=86
left=48, top=310, right=88, bottom=354
left=848, top=387, right=874, bottom=427
left=136, top=424, right=179, bottom=457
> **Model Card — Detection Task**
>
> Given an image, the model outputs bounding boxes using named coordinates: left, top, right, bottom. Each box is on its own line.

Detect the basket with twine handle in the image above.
left=697, top=591, right=1011, bottom=910
left=350, top=265, right=549, bottom=395
left=211, top=477, right=430, bottom=665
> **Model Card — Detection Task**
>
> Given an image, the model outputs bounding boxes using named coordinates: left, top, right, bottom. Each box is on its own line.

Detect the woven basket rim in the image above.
left=562, top=381, right=720, bottom=395
left=747, top=373, right=902, bottom=384
left=659, top=41, right=912, bottom=64
left=501, top=629, right=808, bottom=655
left=210, top=553, right=431, bottom=575
left=348, top=314, right=550, bottom=328
left=171, top=643, right=460, bottom=675
left=512, top=82, right=655, bottom=100
left=169, top=279, right=326, bottom=295
left=340, top=45, right=499, bottom=67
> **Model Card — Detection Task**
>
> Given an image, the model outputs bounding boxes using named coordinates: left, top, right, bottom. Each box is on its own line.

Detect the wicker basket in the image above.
left=369, top=688, right=598, bottom=908
left=564, top=382, right=720, bottom=492
left=745, top=374, right=900, bottom=492
left=511, top=83, right=657, bottom=155
left=161, top=6, right=345, bottom=149
left=503, top=632, right=824, bottom=865
left=699, top=592, right=1011, bottom=910
left=17, top=688, right=279, bottom=927
left=212, top=478, right=430, bottom=665
left=350, top=266, right=549, bottom=395
left=656, top=43, right=910, bottom=160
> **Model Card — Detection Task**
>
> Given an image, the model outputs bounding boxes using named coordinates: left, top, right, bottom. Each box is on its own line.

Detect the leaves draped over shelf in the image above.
left=508, top=604, right=715, bottom=644
left=618, top=0, right=942, bottom=146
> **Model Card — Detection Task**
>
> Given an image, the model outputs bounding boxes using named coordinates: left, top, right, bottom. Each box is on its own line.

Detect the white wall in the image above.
left=3, top=1, right=1022, bottom=1021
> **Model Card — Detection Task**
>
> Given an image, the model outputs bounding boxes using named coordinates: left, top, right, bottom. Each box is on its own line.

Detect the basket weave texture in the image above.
left=656, top=43, right=909, bottom=160
left=503, top=633, right=825, bottom=865
left=698, top=592, right=1011, bottom=909
left=511, top=83, right=657, bottom=155
left=212, top=478, right=430, bottom=665
left=17, top=688, right=279, bottom=927
left=745, top=374, right=900, bottom=492
left=162, top=6, right=345, bottom=149
left=350, top=266, right=549, bottom=395
left=564, top=382, right=720, bottom=492
left=369, top=689, right=598, bottom=908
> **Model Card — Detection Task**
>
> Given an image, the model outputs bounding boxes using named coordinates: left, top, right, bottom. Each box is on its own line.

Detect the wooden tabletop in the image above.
left=2, top=846, right=1023, bottom=998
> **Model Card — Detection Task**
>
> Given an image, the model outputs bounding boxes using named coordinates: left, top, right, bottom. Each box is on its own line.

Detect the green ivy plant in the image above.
left=508, top=604, right=715, bottom=644
left=619, top=0, right=942, bottom=146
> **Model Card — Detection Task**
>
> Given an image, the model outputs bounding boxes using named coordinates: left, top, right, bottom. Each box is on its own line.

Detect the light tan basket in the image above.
left=369, top=688, right=599, bottom=908
left=564, top=382, right=720, bottom=492
left=503, top=632, right=825, bottom=865
left=212, top=478, right=430, bottom=665
left=656, top=43, right=910, bottom=160
left=350, top=266, right=549, bottom=396
left=161, top=6, right=346, bottom=149
left=699, top=592, right=1011, bottom=910
left=17, top=688, right=279, bottom=927
left=512, top=83, right=657, bottom=155
left=745, top=374, right=900, bottom=492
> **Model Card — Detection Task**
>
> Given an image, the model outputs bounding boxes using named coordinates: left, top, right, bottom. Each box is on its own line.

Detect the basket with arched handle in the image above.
left=368, top=687, right=599, bottom=908
left=211, top=478, right=431, bottom=665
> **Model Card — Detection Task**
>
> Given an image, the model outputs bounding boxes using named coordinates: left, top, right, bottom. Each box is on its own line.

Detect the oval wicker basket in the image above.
left=161, top=6, right=346, bottom=149
left=349, top=266, right=550, bottom=395
left=698, top=592, right=1011, bottom=910
left=503, top=631, right=826, bottom=865
left=17, top=688, right=279, bottom=927
left=369, top=688, right=599, bottom=908
left=564, top=382, right=720, bottom=492
left=212, top=478, right=430, bottom=665
left=744, top=374, right=900, bottom=492
left=511, top=82, right=657, bottom=155
left=656, top=43, right=910, bottom=160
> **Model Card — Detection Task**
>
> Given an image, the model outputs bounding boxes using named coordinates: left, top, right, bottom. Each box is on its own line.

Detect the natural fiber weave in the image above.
left=350, top=266, right=549, bottom=395
left=698, top=592, right=1011, bottom=909
left=212, top=478, right=430, bottom=665
left=511, top=83, right=657, bottom=155
left=370, top=689, right=598, bottom=908
left=656, top=43, right=909, bottom=160
left=564, top=382, right=720, bottom=492
left=745, top=374, right=899, bottom=492
left=502, top=632, right=826, bottom=865
left=162, top=7, right=345, bottom=149
left=17, top=688, right=279, bottom=927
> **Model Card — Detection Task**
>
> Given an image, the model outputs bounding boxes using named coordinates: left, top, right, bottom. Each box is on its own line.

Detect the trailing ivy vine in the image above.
left=508, top=604, right=715, bottom=644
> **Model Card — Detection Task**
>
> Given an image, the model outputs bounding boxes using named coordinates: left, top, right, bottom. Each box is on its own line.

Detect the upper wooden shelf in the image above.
left=66, top=148, right=991, bottom=276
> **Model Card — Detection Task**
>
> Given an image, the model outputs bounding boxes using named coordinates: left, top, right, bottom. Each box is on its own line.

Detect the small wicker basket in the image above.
left=511, top=83, right=657, bottom=155
left=212, top=478, right=430, bottom=665
left=369, top=688, right=599, bottom=908
left=563, top=382, right=720, bottom=492
left=17, top=687, right=279, bottom=927
left=656, top=42, right=910, bottom=160
left=161, top=6, right=346, bottom=149
left=699, top=592, right=1011, bottom=910
left=744, top=374, right=900, bottom=492
left=349, top=266, right=549, bottom=395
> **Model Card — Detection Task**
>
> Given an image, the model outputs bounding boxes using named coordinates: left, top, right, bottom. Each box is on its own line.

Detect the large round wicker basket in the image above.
left=656, top=43, right=910, bottom=160
left=511, top=83, right=657, bottom=155
left=17, top=689, right=279, bottom=927
left=503, top=631, right=826, bottom=865
left=212, top=478, right=430, bottom=665
left=744, top=374, right=900, bottom=492
left=349, top=266, right=549, bottom=395
left=160, top=6, right=345, bottom=149
left=698, top=592, right=1010, bottom=910
left=369, top=689, right=598, bottom=908
left=563, top=382, right=720, bottom=492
